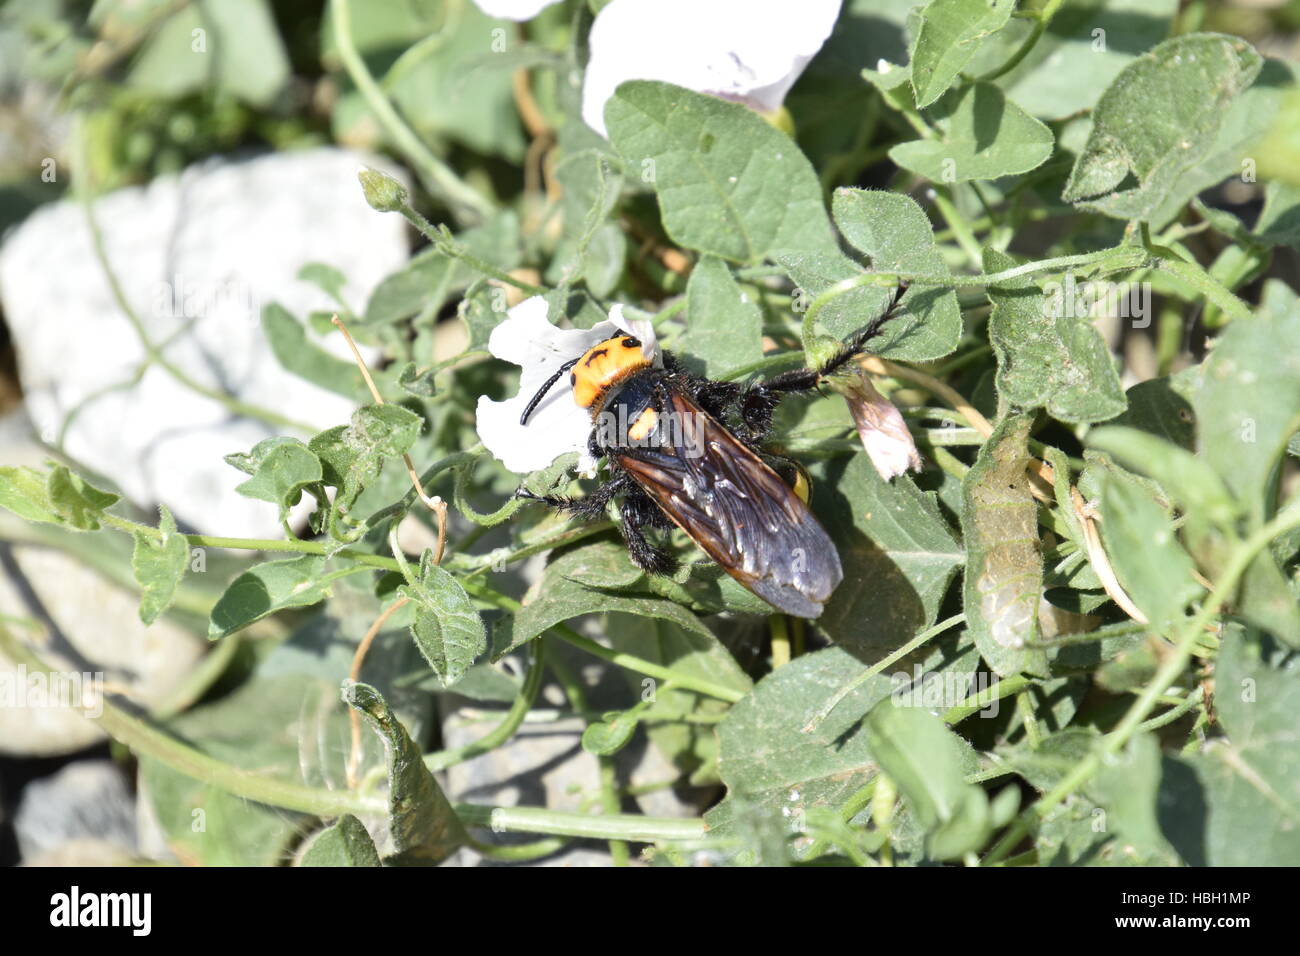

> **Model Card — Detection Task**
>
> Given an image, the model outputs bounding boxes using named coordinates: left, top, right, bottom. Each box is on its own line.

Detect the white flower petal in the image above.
left=608, top=303, right=661, bottom=366
left=581, top=0, right=843, bottom=137
left=476, top=296, right=660, bottom=476
left=470, top=0, right=562, bottom=21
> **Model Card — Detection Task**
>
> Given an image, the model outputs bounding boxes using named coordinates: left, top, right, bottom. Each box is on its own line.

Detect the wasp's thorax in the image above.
left=570, top=335, right=651, bottom=413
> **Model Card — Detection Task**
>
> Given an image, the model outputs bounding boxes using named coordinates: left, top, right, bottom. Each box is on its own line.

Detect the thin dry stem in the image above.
left=331, top=314, right=449, bottom=560
left=346, top=595, right=410, bottom=787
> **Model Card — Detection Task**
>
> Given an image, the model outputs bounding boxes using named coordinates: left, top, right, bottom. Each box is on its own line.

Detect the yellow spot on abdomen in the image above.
left=628, top=408, right=658, bottom=441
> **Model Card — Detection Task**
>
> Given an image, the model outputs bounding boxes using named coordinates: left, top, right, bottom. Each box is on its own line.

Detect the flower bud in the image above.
left=357, top=167, right=408, bottom=213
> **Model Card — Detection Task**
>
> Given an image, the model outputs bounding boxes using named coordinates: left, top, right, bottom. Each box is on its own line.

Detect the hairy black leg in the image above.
left=617, top=492, right=678, bottom=575
left=513, top=470, right=627, bottom=520
left=624, top=480, right=674, bottom=531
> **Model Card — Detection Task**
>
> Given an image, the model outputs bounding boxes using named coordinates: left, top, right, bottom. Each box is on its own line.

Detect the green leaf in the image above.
left=1003, top=727, right=1099, bottom=793
left=710, top=644, right=981, bottom=859
left=581, top=710, right=640, bottom=756
left=131, top=505, right=189, bottom=626
left=1255, top=181, right=1300, bottom=249
left=604, top=80, right=840, bottom=264
left=127, top=0, right=289, bottom=108
left=713, top=647, right=894, bottom=835
left=1087, top=426, right=1238, bottom=528
left=458, top=282, right=507, bottom=352
left=365, top=247, right=454, bottom=327
left=343, top=681, right=467, bottom=865
left=0, top=466, right=62, bottom=525
left=363, top=213, right=521, bottom=327
left=551, top=148, right=626, bottom=295
left=554, top=540, right=646, bottom=590
left=1159, top=631, right=1300, bottom=865
left=910, top=0, right=1016, bottom=108
left=984, top=0, right=1180, bottom=120
left=224, top=437, right=324, bottom=525
left=398, top=551, right=487, bottom=686
left=262, top=304, right=367, bottom=401
left=865, top=698, right=991, bottom=860
left=680, top=256, right=764, bottom=377
left=396, top=362, right=438, bottom=398
left=960, top=413, right=1048, bottom=677
left=300, top=814, right=383, bottom=867
left=297, top=263, right=349, bottom=303
left=985, top=247, right=1127, bottom=423
left=208, top=555, right=364, bottom=640
left=829, top=188, right=962, bottom=361
left=493, top=545, right=720, bottom=659
left=1062, top=34, right=1263, bottom=225
left=775, top=248, right=893, bottom=347
left=46, top=465, right=119, bottom=531
left=1099, top=472, right=1202, bottom=631
left=325, top=0, right=524, bottom=159
left=310, top=404, right=423, bottom=516
left=891, top=82, right=1053, bottom=182
left=811, top=455, right=964, bottom=659
left=605, top=612, right=750, bottom=786
left=138, top=673, right=362, bottom=866
left=1192, top=297, right=1300, bottom=526
left=1109, top=377, right=1196, bottom=451
left=1087, top=732, right=1179, bottom=864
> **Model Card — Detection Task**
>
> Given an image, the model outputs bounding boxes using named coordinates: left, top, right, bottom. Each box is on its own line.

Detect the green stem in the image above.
left=932, top=188, right=982, bottom=266
left=101, top=514, right=405, bottom=574
left=0, top=623, right=708, bottom=844
left=941, top=673, right=1033, bottom=725
left=331, top=0, right=493, bottom=225
left=465, top=835, right=568, bottom=861
left=802, top=613, right=965, bottom=733
left=455, top=520, right=615, bottom=578
left=1015, top=690, right=1043, bottom=748
left=802, top=245, right=1148, bottom=336
left=977, top=0, right=1065, bottom=83
left=466, top=805, right=706, bottom=842
left=1144, top=234, right=1254, bottom=324
left=770, top=615, right=792, bottom=668
left=1137, top=687, right=1204, bottom=734
left=399, top=205, right=547, bottom=295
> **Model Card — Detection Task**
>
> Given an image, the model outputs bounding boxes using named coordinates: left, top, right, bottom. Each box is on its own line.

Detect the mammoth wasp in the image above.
left=516, top=286, right=907, bottom=618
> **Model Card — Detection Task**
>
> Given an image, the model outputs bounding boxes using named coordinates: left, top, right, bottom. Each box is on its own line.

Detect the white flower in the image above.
left=840, top=371, right=922, bottom=481
left=470, top=0, right=562, bottom=21
left=581, top=0, right=843, bottom=137
left=476, top=296, right=659, bottom=476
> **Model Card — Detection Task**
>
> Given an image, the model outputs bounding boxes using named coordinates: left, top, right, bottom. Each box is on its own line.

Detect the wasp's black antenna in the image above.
left=519, top=357, right=581, bottom=425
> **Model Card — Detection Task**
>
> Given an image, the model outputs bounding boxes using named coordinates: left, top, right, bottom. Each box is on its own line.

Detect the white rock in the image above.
left=0, top=147, right=410, bottom=538
left=0, top=540, right=206, bottom=756
left=15, top=760, right=137, bottom=861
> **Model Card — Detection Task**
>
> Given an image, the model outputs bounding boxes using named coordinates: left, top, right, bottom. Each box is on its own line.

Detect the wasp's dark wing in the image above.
left=614, top=389, right=843, bottom=618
